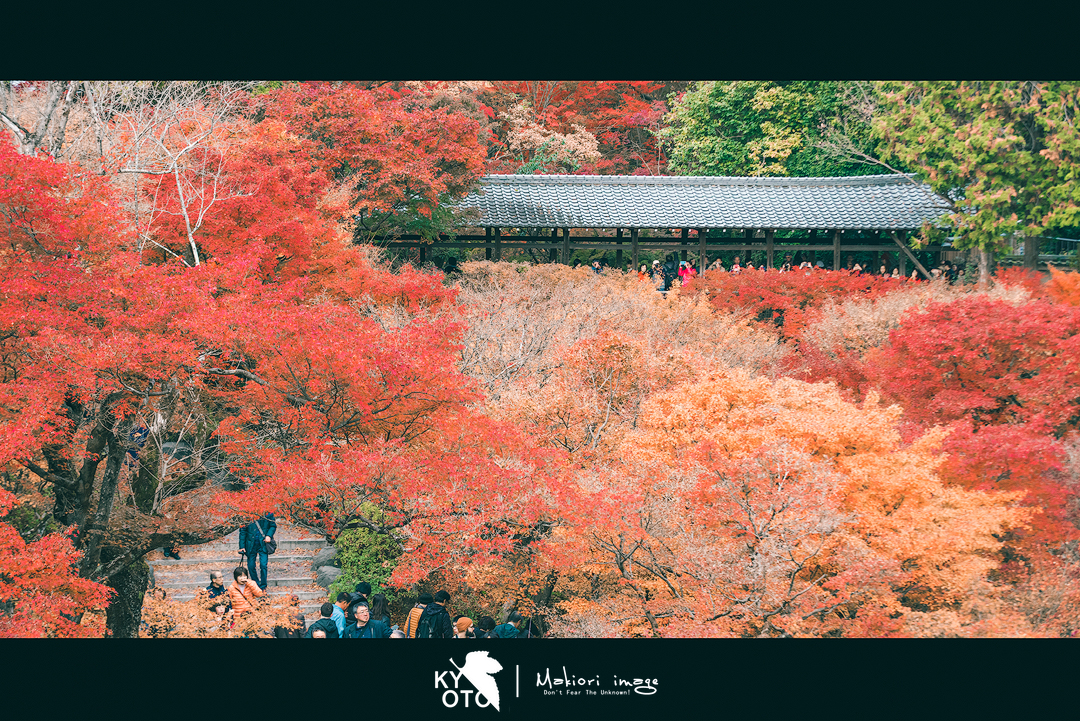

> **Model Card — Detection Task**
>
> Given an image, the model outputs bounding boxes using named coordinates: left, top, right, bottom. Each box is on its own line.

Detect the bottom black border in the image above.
left=4, top=639, right=1072, bottom=719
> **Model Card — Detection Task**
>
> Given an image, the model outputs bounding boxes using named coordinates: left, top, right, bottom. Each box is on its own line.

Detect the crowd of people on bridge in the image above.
left=577, top=252, right=968, bottom=291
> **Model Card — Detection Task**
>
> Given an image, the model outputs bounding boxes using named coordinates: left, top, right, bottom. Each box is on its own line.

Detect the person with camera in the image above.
left=238, top=512, right=276, bottom=591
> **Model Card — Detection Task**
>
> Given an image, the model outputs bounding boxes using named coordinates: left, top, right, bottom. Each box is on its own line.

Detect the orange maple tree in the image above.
left=560, top=371, right=1032, bottom=637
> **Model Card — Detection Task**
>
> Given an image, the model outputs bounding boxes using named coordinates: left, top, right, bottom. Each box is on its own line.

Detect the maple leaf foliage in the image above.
left=0, top=490, right=113, bottom=637
left=260, top=82, right=486, bottom=240
left=789, top=277, right=1031, bottom=395
left=870, top=295, right=1080, bottom=433
left=1047, top=266, right=1080, bottom=306
left=561, top=371, right=1031, bottom=637
left=485, top=81, right=673, bottom=175
left=0, top=89, right=502, bottom=636
left=994, top=265, right=1049, bottom=299
left=682, top=267, right=898, bottom=340
left=6, top=84, right=1080, bottom=638
left=455, top=265, right=1037, bottom=637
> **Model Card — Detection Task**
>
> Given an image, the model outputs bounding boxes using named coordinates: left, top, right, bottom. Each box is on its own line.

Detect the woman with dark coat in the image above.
left=369, top=593, right=392, bottom=626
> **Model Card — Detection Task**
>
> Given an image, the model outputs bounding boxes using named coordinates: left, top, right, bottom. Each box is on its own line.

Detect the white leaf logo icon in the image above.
left=450, top=651, right=503, bottom=711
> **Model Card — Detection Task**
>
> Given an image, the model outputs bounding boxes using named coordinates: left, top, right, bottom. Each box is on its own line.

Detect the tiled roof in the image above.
left=456, top=174, right=951, bottom=230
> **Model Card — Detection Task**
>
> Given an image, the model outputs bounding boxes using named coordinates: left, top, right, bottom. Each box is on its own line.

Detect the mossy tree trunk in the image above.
left=104, top=554, right=152, bottom=638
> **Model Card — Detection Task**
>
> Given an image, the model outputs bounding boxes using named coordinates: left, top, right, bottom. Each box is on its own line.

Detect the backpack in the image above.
left=415, top=606, right=447, bottom=639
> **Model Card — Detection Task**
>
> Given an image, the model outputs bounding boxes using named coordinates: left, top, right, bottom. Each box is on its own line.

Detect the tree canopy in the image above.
left=660, top=81, right=881, bottom=177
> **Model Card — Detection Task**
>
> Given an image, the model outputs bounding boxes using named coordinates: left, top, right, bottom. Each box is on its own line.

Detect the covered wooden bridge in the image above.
left=373, top=174, right=961, bottom=278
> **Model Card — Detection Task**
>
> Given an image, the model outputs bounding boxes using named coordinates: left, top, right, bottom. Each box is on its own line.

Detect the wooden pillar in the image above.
left=891, top=230, right=932, bottom=280
left=699, top=228, right=707, bottom=273
left=561, top=227, right=570, bottom=265
left=616, top=228, right=624, bottom=269
left=1024, top=235, right=1040, bottom=269
left=832, top=229, right=841, bottom=270
left=744, top=229, right=752, bottom=265
left=898, top=231, right=907, bottom=276
left=631, top=228, right=639, bottom=270
left=765, top=229, right=775, bottom=269
left=493, top=227, right=501, bottom=262
left=550, top=228, right=558, bottom=263
left=680, top=228, right=688, bottom=262
left=418, top=243, right=426, bottom=265
left=485, top=227, right=492, bottom=261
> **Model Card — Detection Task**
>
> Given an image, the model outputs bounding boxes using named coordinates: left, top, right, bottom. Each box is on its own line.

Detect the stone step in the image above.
left=155, top=565, right=313, bottom=577
left=186, top=538, right=328, bottom=551
left=156, top=574, right=315, bottom=587
left=172, top=588, right=327, bottom=602
left=160, top=576, right=313, bottom=590
left=150, top=554, right=314, bottom=567
left=156, top=571, right=315, bottom=585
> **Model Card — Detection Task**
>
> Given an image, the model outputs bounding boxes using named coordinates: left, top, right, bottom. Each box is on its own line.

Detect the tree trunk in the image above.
left=528, top=571, right=559, bottom=635
left=104, top=554, right=151, bottom=638
left=977, top=246, right=992, bottom=290
left=79, top=415, right=131, bottom=578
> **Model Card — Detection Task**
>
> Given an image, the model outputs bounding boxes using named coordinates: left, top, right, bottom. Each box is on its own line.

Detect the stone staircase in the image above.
left=149, top=523, right=333, bottom=624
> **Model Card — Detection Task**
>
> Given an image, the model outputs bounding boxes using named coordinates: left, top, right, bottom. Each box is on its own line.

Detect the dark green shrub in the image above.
left=327, top=507, right=403, bottom=606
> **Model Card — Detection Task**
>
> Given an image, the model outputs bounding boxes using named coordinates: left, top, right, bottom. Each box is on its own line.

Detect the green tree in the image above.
left=872, top=82, right=1080, bottom=287
left=327, top=508, right=403, bottom=605
left=659, top=81, right=879, bottom=177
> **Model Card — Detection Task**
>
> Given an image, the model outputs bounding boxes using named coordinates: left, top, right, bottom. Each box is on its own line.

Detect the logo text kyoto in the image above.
left=435, top=651, right=503, bottom=710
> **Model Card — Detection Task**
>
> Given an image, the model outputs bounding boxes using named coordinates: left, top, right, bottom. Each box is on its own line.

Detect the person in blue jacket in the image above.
left=342, top=603, right=391, bottom=639
left=238, top=512, right=276, bottom=591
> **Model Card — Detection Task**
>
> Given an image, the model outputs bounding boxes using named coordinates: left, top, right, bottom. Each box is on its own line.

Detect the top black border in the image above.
left=10, top=3, right=1080, bottom=80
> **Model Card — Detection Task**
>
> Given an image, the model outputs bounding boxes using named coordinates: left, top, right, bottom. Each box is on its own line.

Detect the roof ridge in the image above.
left=481, top=173, right=918, bottom=187
left=456, top=173, right=949, bottom=230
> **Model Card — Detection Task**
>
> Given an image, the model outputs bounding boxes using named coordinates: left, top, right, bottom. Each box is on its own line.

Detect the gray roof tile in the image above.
left=456, top=174, right=951, bottom=230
